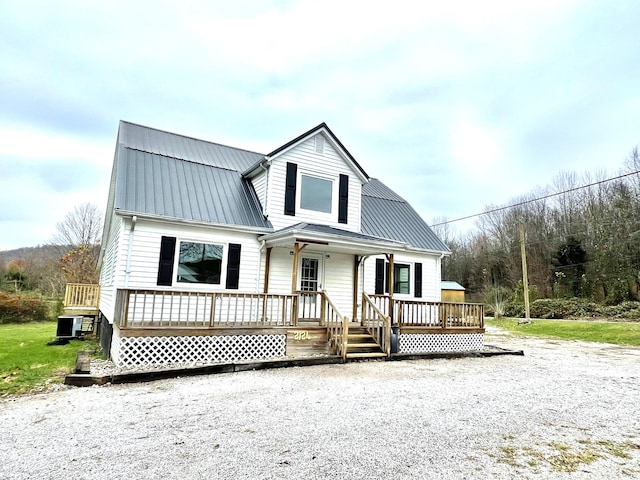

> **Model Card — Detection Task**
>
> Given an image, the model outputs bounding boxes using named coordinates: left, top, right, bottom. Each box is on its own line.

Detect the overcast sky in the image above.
left=1, top=0, right=639, bottom=250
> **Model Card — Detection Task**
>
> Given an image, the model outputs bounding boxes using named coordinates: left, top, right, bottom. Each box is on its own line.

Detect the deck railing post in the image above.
left=261, top=293, right=268, bottom=324
left=342, top=315, right=349, bottom=360
left=320, top=291, right=326, bottom=326
left=293, top=295, right=299, bottom=326
left=122, top=290, right=130, bottom=328
left=209, top=293, right=217, bottom=327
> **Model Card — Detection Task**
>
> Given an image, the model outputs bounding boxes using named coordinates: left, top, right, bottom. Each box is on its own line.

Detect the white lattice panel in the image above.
left=399, top=333, right=484, bottom=353
left=113, top=333, right=286, bottom=367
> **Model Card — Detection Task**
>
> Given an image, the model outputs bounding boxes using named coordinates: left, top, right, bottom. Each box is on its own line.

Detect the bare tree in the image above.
left=52, top=203, right=103, bottom=247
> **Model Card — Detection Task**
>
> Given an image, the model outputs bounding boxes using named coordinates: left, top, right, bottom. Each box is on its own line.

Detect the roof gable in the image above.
left=249, top=123, right=369, bottom=182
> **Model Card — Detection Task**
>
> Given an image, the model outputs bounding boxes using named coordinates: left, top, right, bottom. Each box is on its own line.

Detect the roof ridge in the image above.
left=119, top=120, right=266, bottom=156
left=123, top=145, right=243, bottom=174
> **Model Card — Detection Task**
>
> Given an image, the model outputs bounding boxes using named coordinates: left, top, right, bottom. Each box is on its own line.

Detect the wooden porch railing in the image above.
left=362, top=293, right=391, bottom=356
left=369, top=295, right=484, bottom=329
left=322, top=291, right=346, bottom=359
left=64, top=283, right=100, bottom=309
left=113, top=289, right=346, bottom=329
left=115, top=289, right=299, bottom=328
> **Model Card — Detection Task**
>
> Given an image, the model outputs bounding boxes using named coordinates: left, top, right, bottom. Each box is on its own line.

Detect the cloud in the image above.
left=1, top=0, right=640, bottom=250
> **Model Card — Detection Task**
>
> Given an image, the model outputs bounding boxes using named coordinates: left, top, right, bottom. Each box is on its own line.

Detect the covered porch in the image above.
left=108, top=288, right=483, bottom=366
left=104, top=224, right=484, bottom=366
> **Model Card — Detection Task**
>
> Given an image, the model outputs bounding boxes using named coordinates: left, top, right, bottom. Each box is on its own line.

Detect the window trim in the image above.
left=173, top=239, right=229, bottom=289
left=393, top=263, right=411, bottom=295
left=297, top=170, right=336, bottom=216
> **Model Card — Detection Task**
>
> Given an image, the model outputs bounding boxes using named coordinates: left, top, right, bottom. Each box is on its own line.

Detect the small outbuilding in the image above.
left=441, top=281, right=465, bottom=303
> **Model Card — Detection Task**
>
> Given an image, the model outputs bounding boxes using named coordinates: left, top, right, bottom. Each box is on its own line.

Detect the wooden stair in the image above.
left=344, top=327, right=386, bottom=359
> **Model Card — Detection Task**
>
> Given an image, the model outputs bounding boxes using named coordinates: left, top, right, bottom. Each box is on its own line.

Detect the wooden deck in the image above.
left=63, top=283, right=100, bottom=316
left=108, top=288, right=484, bottom=359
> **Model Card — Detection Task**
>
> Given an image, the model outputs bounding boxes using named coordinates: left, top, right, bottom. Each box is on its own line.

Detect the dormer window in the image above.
left=300, top=174, right=332, bottom=213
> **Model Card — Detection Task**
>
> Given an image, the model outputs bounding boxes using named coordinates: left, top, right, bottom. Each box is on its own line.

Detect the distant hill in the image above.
left=0, top=245, right=72, bottom=265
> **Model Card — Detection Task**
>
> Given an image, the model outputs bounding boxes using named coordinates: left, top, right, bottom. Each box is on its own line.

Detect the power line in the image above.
left=430, top=170, right=640, bottom=227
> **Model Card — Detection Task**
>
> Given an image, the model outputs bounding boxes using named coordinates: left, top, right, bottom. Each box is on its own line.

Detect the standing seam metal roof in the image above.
left=112, top=121, right=450, bottom=252
left=361, top=179, right=450, bottom=252
left=115, top=122, right=271, bottom=229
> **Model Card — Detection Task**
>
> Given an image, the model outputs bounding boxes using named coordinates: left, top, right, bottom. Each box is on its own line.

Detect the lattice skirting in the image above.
left=399, top=333, right=484, bottom=354
left=110, top=328, right=286, bottom=367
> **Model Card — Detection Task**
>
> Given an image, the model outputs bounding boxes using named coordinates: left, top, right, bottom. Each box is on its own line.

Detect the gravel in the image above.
left=1, top=329, right=639, bottom=479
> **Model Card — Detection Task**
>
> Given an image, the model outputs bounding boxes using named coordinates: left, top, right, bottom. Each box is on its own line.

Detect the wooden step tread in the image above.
left=347, top=342, right=380, bottom=348
left=346, top=352, right=388, bottom=358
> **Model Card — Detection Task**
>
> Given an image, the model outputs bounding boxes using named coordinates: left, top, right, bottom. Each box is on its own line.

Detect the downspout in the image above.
left=438, top=253, right=445, bottom=301
left=259, top=160, right=270, bottom=217
left=124, top=215, right=137, bottom=288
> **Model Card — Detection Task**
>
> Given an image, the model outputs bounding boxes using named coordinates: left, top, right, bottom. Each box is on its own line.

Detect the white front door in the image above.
left=299, top=254, right=324, bottom=292
left=299, top=254, right=324, bottom=320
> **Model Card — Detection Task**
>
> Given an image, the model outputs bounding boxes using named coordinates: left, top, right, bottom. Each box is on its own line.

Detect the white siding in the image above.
left=98, top=215, right=123, bottom=323
left=362, top=253, right=441, bottom=302
left=267, top=247, right=294, bottom=295
left=267, top=136, right=362, bottom=232
left=251, top=171, right=267, bottom=213
left=117, top=218, right=263, bottom=293
left=267, top=247, right=354, bottom=319
left=323, top=252, right=355, bottom=319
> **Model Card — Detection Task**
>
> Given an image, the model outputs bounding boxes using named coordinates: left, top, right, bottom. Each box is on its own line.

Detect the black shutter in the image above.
left=375, top=259, right=385, bottom=295
left=225, top=243, right=242, bottom=289
left=338, top=174, right=349, bottom=224
left=414, top=263, right=423, bottom=298
left=284, top=162, right=297, bottom=216
left=157, top=236, right=176, bottom=286
left=385, top=262, right=390, bottom=294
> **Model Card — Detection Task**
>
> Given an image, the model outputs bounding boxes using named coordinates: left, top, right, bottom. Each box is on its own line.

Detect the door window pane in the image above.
left=177, top=241, right=223, bottom=284
left=300, top=175, right=332, bottom=213
left=300, top=257, right=319, bottom=291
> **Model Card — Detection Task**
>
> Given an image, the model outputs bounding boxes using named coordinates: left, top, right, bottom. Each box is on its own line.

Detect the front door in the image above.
left=299, top=254, right=323, bottom=320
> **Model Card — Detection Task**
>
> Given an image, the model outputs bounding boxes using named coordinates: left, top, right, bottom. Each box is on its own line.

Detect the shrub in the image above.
left=0, top=291, right=50, bottom=324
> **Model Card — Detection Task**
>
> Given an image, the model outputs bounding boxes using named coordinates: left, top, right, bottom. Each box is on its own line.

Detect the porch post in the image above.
left=352, top=255, right=359, bottom=324
left=291, top=243, right=307, bottom=293
left=263, top=247, right=272, bottom=293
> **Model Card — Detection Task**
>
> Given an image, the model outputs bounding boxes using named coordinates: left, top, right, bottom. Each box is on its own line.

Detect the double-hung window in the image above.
left=393, top=263, right=410, bottom=294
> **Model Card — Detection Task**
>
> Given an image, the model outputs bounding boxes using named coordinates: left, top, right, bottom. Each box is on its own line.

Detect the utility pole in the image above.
left=519, top=223, right=531, bottom=324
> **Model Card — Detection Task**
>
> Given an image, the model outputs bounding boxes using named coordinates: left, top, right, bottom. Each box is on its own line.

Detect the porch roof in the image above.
left=259, top=222, right=409, bottom=254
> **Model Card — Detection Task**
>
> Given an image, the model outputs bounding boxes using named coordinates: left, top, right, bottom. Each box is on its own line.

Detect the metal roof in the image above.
left=441, top=281, right=465, bottom=291
left=111, top=121, right=450, bottom=252
left=119, top=121, right=264, bottom=172
left=114, top=125, right=271, bottom=229
left=264, top=222, right=405, bottom=244
left=361, top=179, right=451, bottom=253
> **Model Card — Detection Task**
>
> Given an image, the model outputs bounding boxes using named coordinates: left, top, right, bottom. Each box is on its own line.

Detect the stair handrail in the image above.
left=362, top=292, right=391, bottom=356
left=322, top=290, right=346, bottom=359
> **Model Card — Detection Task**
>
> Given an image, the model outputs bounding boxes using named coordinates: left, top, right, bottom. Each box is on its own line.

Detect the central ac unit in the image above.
left=56, top=315, right=84, bottom=338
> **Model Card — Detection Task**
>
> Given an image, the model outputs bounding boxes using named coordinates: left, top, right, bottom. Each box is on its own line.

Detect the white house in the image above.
left=97, top=121, right=484, bottom=367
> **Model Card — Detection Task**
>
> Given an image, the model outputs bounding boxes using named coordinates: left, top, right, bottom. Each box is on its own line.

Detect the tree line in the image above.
left=436, top=147, right=640, bottom=306
left=0, top=203, right=103, bottom=296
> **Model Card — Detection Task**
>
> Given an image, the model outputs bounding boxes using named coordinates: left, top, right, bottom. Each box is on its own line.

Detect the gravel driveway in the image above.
left=1, top=329, right=639, bottom=479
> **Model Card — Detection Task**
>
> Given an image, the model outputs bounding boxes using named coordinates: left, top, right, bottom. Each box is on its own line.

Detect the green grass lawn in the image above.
left=0, top=321, right=101, bottom=396
left=486, top=318, right=640, bottom=346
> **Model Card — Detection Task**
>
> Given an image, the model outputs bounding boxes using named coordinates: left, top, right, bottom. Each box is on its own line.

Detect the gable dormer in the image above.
left=244, top=124, right=369, bottom=233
